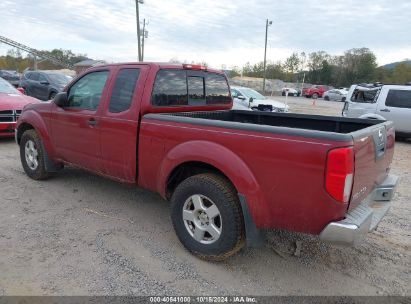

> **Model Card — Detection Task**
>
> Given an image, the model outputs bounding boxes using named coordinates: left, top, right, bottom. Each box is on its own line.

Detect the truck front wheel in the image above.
left=171, top=173, right=245, bottom=261
left=20, top=129, right=51, bottom=180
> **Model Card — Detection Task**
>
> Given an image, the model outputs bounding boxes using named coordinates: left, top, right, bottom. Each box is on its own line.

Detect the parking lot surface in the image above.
left=0, top=98, right=410, bottom=296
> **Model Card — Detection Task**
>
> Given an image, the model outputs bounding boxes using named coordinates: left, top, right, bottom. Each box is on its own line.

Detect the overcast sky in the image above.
left=1, top=0, right=410, bottom=69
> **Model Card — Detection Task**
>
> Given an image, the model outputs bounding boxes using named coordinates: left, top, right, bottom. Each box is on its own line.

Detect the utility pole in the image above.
left=135, top=0, right=144, bottom=61
left=263, top=19, right=272, bottom=94
left=141, top=19, right=148, bottom=61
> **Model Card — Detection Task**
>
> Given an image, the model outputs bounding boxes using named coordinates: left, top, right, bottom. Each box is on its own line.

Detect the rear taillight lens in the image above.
left=325, top=147, right=354, bottom=203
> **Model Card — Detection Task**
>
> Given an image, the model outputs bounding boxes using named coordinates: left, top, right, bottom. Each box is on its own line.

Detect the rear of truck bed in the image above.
left=140, top=110, right=397, bottom=245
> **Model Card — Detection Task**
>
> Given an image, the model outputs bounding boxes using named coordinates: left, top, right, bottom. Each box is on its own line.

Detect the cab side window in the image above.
left=67, top=71, right=109, bottom=111
left=109, top=69, right=140, bottom=113
left=38, top=73, right=48, bottom=83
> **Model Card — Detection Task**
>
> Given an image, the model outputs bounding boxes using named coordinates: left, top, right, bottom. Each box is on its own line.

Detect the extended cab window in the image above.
left=386, top=90, right=411, bottom=109
left=67, top=71, right=109, bottom=111
left=109, top=69, right=140, bottom=113
left=151, top=70, right=188, bottom=106
left=152, top=70, right=230, bottom=107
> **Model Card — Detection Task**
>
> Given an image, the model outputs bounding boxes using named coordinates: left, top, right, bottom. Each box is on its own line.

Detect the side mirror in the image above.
left=17, top=87, right=25, bottom=95
left=238, top=96, right=246, bottom=100
left=53, top=92, right=68, bottom=107
left=249, top=97, right=254, bottom=103
left=40, top=81, right=49, bottom=85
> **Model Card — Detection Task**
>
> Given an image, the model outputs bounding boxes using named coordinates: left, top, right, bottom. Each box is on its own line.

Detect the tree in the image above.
left=283, top=52, right=300, bottom=81
left=389, top=63, right=411, bottom=84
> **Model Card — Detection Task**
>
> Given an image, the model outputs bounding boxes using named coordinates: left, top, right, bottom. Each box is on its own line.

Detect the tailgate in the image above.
left=348, top=121, right=395, bottom=210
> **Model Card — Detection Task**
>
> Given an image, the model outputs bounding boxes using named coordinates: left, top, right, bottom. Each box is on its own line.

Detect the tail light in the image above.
left=325, top=147, right=354, bottom=203
left=182, top=64, right=207, bottom=71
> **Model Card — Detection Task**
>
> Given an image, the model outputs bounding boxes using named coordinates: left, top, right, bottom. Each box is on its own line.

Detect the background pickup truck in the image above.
left=343, top=83, right=411, bottom=138
left=303, top=85, right=331, bottom=99
left=16, top=63, right=398, bottom=260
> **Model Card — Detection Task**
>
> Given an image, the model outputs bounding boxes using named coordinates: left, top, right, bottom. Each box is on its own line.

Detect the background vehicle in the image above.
left=19, top=70, right=70, bottom=101
left=323, top=89, right=347, bottom=102
left=0, top=70, right=20, bottom=87
left=303, top=85, right=331, bottom=98
left=16, top=63, right=397, bottom=260
left=281, top=87, right=299, bottom=96
left=0, top=77, right=39, bottom=137
left=231, top=86, right=289, bottom=112
left=343, top=84, right=411, bottom=137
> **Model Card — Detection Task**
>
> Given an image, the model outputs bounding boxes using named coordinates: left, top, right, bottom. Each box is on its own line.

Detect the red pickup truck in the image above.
left=16, top=63, right=398, bottom=260
left=303, top=85, right=330, bottom=98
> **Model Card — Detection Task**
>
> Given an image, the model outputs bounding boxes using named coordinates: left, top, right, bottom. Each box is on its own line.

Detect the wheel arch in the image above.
left=161, top=141, right=265, bottom=247
left=158, top=141, right=264, bottom=225
left=358, top=113, right=386, bottom=120
left=17, top=110, right=56, bottom=159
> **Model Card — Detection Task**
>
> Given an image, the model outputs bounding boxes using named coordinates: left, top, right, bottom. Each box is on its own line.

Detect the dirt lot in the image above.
left=0, top=97, right=410, bottom=296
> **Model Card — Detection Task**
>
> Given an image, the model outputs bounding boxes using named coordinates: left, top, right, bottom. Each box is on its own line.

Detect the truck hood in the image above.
left=0, top=93, right=40, bottom=111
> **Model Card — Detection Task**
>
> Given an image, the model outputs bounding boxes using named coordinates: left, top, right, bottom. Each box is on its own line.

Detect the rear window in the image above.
left=350, top=88, right=379, bottom=103
left=385, top=89, right=411, bottom=109
left=151, top=69, right=230, bottom=107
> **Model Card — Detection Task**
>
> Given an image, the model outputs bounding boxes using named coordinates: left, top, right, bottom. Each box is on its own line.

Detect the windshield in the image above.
left=239, top=88, right=266, bottom=100
left=47, top=73, right=70, bottom=85
left=0, top=77, right=19, bottom=94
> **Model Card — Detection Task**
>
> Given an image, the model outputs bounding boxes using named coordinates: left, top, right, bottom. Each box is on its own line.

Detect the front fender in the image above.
left=158, top=140, right=264, bottom=225
left=17, top=109, right=55, bottom=158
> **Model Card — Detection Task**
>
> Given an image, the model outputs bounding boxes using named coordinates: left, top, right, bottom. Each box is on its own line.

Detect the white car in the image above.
left=343, top=84, right=411, bottom=137
left=323, top=89, right=347, bottom=102
left=231, top=86, right=289, bottom=112
left=281, top=87, right=299, bottom=96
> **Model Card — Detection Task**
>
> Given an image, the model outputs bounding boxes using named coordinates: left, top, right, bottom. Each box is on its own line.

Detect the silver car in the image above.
left=343, top=84, right=411, bottom=137
left=323, top=89, right=347, bottom=102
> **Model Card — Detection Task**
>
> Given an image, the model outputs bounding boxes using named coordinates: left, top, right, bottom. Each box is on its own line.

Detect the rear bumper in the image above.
left=319, top=174, right=398, bottom=246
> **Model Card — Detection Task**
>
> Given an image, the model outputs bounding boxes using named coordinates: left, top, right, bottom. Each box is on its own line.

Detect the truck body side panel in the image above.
left=138, top=118, right=352, bottom=234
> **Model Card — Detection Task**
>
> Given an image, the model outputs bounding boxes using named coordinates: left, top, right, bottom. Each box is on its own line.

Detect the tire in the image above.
left=324, top=96, right=330, bottom=101
left=312, top=93, right=319, bottom=99
left=49, top=92, right=57, bottom=100
left=171, top=173, right=245, bottom=261
left=20, top=129, right=51, bottom=180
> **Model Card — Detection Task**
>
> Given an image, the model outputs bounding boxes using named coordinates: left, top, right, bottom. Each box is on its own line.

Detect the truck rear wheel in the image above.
left=20, top=129, right=51, bottom=180
left=171, top=173, right=245, bottom=261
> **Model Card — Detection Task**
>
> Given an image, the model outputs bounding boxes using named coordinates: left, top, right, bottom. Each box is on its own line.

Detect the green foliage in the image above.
left=0, top=48, right=87, bottom=72
left=239, top=47, right=410, bottom=87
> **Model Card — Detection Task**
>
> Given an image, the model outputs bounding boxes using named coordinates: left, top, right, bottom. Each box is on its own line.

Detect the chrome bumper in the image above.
left=319, top=174, right=398, bottom=246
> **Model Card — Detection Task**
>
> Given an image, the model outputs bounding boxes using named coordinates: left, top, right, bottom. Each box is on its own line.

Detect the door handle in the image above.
left=380, top=108, right=390, bottom=112
left=87, top=118, right=98, bottom=126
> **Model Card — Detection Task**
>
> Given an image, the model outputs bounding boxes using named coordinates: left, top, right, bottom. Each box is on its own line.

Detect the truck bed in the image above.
left=145, top=110, right=385, bottom=140
left=142, top=109, right=394, bottom=232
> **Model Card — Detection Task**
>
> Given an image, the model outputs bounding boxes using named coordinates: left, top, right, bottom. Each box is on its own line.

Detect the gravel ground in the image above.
left=0, top=98, right=410, bottom=296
